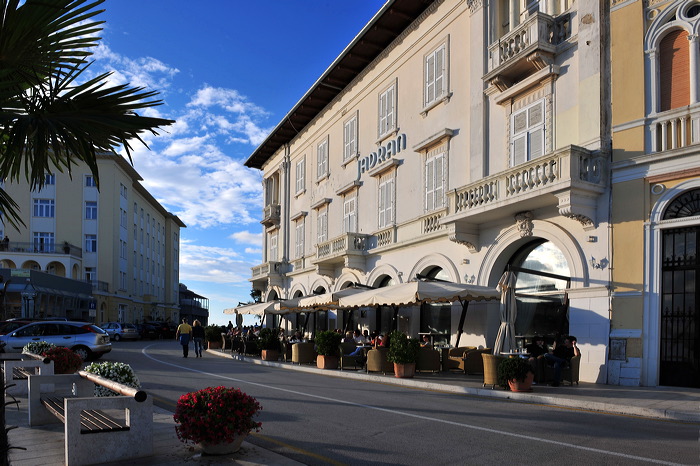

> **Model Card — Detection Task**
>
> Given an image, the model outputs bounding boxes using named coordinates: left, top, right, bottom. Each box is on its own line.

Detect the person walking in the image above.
left=192, top=319, right=205, bottom=357
left=175, top=318, right=193, bottom=358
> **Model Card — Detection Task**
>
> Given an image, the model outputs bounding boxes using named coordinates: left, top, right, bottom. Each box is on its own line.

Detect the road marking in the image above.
left=142, top=346, right=682, bottom=466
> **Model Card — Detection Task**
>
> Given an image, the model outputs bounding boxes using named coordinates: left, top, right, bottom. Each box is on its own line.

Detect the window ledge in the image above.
left=341, top=154, right=358, bottom=168
left=369, top=158, right=402, bottom=177
left=335, top=180, right=362, bottom=196
left=413, top=128, right=455, bottom=152
left=311, top=198, right=332, bottom=210
left=290, top=211, right=307, bottom=221
left=294, top=188, right=306, bottom=198
left=376, top=128, right=400, bottom=145
left=420, top=92, right=452, bottom=117
left=315, top=173, right=330, bottom=184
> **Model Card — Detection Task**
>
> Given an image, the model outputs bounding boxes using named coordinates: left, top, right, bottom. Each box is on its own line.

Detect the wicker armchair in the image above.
left=464, top=348, right=492, bottom=374
left=444, top=346, right=477, bottom=371
left=542, top=354, right=581, bottom=385
left=482, top=353, right=506, bottom=389
left=416, top=347, right=441, bottom=373
left=339, top=341, right=364, bottom=370
left=366, top=348, right=394, bottom=375
left=291, top=342, right=316, bottom=365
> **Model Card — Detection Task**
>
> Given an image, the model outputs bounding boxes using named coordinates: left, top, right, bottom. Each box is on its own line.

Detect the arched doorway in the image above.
left=509, top=240, right=571, bottom=345
left=419, top=267, right=452, bottom=346
left=659, top=189, right=700, bottom=388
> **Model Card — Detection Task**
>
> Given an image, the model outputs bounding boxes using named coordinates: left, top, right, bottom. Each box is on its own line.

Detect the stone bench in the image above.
left=3, top=356, right=54, bottom=395
left=28, top=370, right=152, bottom=466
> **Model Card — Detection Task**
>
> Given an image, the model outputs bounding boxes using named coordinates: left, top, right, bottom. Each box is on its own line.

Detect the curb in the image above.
left=206, top=349, right=700, bottom=423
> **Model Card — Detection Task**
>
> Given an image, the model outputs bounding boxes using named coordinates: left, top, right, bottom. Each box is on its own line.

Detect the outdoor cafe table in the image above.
left=500, top=351, right=530, bottom=358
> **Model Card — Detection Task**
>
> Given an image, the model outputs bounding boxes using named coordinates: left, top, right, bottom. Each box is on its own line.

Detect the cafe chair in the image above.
left=482, top=353, right=506, bottom=389
left=463, top=348, right=492, bottom=375
left=416, top=347, right=441, bottom=373
left=542, top=354, right=581, bottom=385
left=291, top=342, right=317, bottom=365
left=445, top=346, right=477, bottom=371
left=366, top=347, right=394, bottom=375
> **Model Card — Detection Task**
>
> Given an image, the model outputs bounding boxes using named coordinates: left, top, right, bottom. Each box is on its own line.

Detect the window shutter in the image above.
left=425, top=158, right=434, bottom=211
left=529, top=129, right=544, bottom=159
left=435, top=46, right=445, bottom=99
left=660, top=29, right=690, bottom=112
left=513, top=135, right=527, bottom=166
left=386, top=87, right=394, bottom=131
left=387, top=179, right=394, bottom=225
left=435, top=153, right=444, bottom=208
left=426, top=54, right=435, bottom=105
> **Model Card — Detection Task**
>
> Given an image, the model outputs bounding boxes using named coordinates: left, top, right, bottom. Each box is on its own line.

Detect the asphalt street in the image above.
left=105, top=340, right=699, bottom=465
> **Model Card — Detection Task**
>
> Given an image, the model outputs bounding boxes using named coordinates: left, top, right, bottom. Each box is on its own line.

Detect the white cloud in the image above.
left=230, top=230, right=262, bottom=245
left=179, top=243, right=252, bottom=284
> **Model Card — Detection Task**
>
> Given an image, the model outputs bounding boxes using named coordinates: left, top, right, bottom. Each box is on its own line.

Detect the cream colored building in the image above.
left=611, top=0, right=700, bottom=388
left=0, top=153, right=185, bottom=324
left=246, top=0, right=611, bottom=383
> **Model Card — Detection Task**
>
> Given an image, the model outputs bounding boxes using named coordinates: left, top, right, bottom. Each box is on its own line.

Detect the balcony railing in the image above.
left=648, top=105, right=700, bottom=153
left=485, top=12, right=570, bottom=88
left=261, top=203, right=280, bottom=227
left=313, top=232, right=371, bottom=274
left=251, top=261, right=283, bottom=280
left=445, top=145, right=606, bottom=228
left=0, top=241, right=82, bottom=258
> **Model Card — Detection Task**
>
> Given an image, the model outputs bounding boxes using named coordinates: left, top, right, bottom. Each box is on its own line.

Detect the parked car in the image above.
left=145, top=321, right=176, bottom=339
left=135, top=323, right=158, bottom=340
left=99, top=322, right=140, bottom=341
left=0, top=320, right=33, bottom=335
left=0, top=321, right=111, bottom=360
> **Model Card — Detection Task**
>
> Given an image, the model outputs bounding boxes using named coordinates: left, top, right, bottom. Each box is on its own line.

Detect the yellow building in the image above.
left=611, top=0, right=700, bottom=387
left=245, top=0, right=611, bottom=383
left=0, top=153, right=185, bottom=324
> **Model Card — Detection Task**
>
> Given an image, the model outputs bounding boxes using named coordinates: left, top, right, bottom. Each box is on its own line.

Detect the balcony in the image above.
left=261, top=203, right=280, bottom=227
left=312, top=232, right=371, bottom=276
left=250, top=261, right=284, bottom=288
left=484, top=12, right=570, bottom=91
left=0, top=241, right=82, bottom=258
left=648, top=105, right=700, bottom=153
left=442, top=145, right=606, bottom=248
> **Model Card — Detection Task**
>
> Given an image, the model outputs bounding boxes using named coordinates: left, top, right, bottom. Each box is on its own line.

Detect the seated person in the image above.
left=353, top=330, right=368, bottom=344
left=344, top=344, right=366, bottom=365
left=420, top=335, right=432, bottom=348
left=288, top=331, right=303, bottom=343
left=525, top=336, right=549, bottom=360
left=543, top=335, right=580, bottom=386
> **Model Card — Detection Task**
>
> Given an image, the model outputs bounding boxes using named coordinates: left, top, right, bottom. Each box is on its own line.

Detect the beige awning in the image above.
left=337, top=281, right=500, bottom=308
left=222, top=301, right=278, bottom=316
left=296, top=287, right=369, bottom=309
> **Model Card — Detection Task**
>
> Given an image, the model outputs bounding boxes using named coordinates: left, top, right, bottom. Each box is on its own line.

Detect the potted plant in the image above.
left=387, top=330, right=420, bottom=378
left=174, top=385, right=262, bottom=455
left=497, top=356, right=535, bottom=392
left=83, top=361, right=141, bottom=396
left=258, top=327, right=280, bottom=361
left=205, top=325, right=225, bottom=349
left=42, top=346, right=83, bottom=374
left=314, top=330, right=342, bottom=369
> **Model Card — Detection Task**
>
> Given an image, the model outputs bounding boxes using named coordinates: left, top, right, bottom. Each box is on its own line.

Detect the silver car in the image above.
left=0, top=321, right=111, bottom=360
left=100, top=322, right=140, bottom=341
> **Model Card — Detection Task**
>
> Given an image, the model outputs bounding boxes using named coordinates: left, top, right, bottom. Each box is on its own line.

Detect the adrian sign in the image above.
left=357, top=133, right=406, bottom=178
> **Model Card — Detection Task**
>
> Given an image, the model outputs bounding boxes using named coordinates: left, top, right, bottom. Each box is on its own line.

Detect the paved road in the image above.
left=105, top=340, right=699, bottom=465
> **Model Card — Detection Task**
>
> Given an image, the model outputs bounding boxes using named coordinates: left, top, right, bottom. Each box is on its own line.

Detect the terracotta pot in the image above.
left=508, top=371, right=535, bottom=392
left=393, top=362, right=416, bottom=378
left=207, top=341, right=221, bottom=350
left=198, top=434, right=246, bottom=455
left=261, top=349, right=279, bottom=361
left=317, top=355, right=339, bottom=369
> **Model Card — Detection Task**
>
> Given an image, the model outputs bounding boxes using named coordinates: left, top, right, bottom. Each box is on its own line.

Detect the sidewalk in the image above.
left=6, top=349, right=699, bottom=465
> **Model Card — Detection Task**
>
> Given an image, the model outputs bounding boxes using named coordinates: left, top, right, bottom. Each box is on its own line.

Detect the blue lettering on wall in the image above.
left=357, top=133, right=407, bottom=179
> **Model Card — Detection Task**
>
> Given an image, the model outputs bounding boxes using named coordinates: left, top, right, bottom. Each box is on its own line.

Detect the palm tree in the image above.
left=0, top=0, right=175, bottom=228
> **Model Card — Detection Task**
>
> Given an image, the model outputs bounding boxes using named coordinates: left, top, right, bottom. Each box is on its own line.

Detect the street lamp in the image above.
left=21, top=279, right=37, bottom=319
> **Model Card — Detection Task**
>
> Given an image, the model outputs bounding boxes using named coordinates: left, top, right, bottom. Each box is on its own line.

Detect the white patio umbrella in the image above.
left=493, top=270, right=518, bottom=355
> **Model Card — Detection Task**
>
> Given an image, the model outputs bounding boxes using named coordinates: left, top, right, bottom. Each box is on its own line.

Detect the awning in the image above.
left=296, top=287, right=369, bottom=310
left=338, top=281, right=501, bottom=308
left=223, top=301, right=279, bottom=316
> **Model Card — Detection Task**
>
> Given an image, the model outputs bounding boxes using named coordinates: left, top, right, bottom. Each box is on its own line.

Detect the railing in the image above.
left=648, top=106, right=700, bottom=153
left=291, top=257, right=305, bottom=272
left=251, top=261, right=283, bottom=279
left=422, top=212, right=444, bottom=234
left=451, top=145, right=604, bottom=215
left=487, top=12, right=570, bottom=73
left=0, top=241, right=82, bottom=258
left=375, top=227, right=396, bottom=248
left=315, top=232, right=370, bottom=262
left=84, top=280, right=109, bottom=292
left=261, top=203, right=280, bottom=225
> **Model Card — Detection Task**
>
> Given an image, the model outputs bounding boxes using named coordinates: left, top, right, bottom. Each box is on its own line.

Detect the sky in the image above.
left=91, top=1, right=387, bottom=327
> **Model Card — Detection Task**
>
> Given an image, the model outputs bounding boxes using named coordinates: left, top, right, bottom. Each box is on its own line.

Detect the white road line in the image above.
left=142, top=346, right=682, bottom=466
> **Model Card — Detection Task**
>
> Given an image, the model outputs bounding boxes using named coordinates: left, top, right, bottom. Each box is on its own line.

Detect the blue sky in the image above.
left=92, top=1, right=386, bottom=326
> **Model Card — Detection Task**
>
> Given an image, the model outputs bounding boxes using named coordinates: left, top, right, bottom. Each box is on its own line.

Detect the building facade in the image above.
left=246, top=0, right=611, bottom=384
left=0, top=153, right=185, bottom=324
left=611, top=0, right=700, bottom=388
left=179, top=283, right=210, bottom=326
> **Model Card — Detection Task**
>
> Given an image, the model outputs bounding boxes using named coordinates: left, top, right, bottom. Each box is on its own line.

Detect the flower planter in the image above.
left=198, top=434, right=246, bottom=455
left=261, top=349, right=279, bottom=361
left=207, top=341, right=221, bottom=350
left=317, top=355, right=339, bottom=370
left=393, top=362, right=416, bottom=378
left=508, top=371, right=535, bottom=392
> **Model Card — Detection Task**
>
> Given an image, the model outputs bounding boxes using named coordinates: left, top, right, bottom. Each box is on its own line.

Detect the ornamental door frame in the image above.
left=644, top=179, right=700, bottom=386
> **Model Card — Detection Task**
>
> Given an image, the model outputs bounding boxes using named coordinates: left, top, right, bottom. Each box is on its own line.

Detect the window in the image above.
left=269, top=232, right=278, bottom=262
left=84, top=267, right=95, bottom=282
left=84, top=201, right=97, bottom=219
left=317, top=207, right=328, bottom=243
left=317, top=139, right=328, bottom=179
left=295, top=220, right=305, bottom=259
left=120, top=240, right=127, bottom=259
left=33, top=232, right=54, bottom=252
left=343, top=196, right=357, bottom=233
left=85, top=234, right=97, bottom=253
left=343, top=114, right=358, bottom=162
left=659, top=29, right=690, bottom=112
left=120, top=208, right=127, bottom=228
left=85, top=175, right=96, bottom=187
left=425, top=43, right=447, bottom=107
left=120, top=183, right=127, bottom=199
left=378, top=177, right=395, bottom=228
left=295, top=157, right=305, bottom=194
left=33, top=199, right=55, bottom=218
left=511, top=100, right=545, bottom=166
left=378, top=84, right=396, bottom=137
left=119, top=271, right=127, bottom=291
left=425, top=150, right=445, bottom=211
left=44, top=173, right=55, bottom=185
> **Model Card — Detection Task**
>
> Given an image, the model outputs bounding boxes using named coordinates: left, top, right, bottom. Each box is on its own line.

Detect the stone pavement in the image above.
left=5, top=349, right=699, bottom=465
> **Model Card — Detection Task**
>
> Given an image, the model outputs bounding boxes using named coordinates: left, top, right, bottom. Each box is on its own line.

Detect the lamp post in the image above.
left=21, top=280, right=37, bottom=319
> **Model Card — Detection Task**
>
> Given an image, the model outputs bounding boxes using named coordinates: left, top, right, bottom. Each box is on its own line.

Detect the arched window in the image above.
left=659, top=29, right=690, bottom=112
